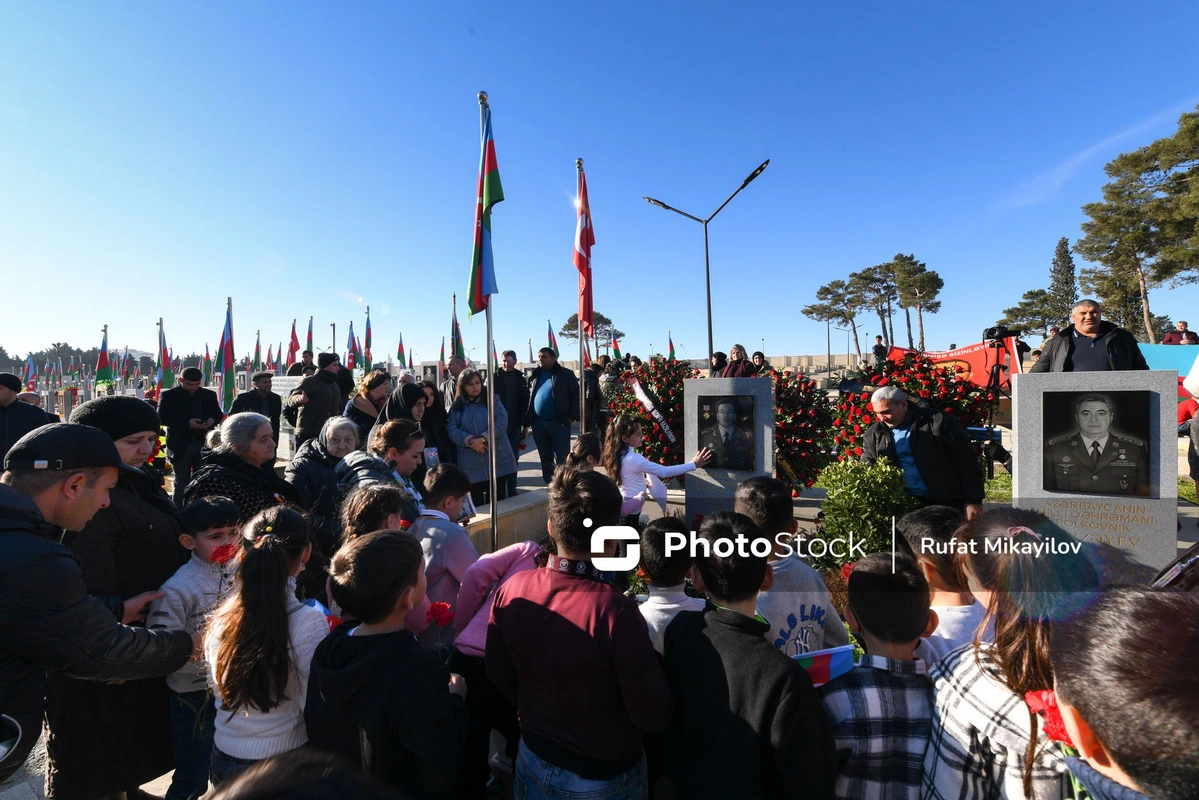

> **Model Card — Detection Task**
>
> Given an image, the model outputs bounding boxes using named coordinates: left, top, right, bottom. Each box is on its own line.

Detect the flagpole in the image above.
left=576, top=159, right=588, bottom=434
left=480, top=90, right=499, bottom=554
left=331, top=323, right=336, bottom=354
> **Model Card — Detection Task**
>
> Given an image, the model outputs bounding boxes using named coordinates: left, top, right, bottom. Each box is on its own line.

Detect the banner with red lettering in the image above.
left=886, top=337, right=1022, bottom=389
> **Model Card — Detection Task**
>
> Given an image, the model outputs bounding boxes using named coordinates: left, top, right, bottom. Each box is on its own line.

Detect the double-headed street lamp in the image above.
left=643, top=159, right=770, bottom=361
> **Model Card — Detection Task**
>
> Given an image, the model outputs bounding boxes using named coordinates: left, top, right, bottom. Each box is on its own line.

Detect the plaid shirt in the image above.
left=922, top=645, right=1072, bottom=800
left=819, top=654, right=933, bottom=800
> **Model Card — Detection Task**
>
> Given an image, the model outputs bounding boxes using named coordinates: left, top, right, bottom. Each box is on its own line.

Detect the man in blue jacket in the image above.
left=521, top=348, right=580, bottom=484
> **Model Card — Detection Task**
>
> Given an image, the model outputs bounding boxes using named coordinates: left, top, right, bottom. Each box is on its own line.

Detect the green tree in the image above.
left=558, top=311, right=625, bottom=351
left=849, top=265, right=898, bottom=348
left=998, top=289, right=1056, bottom=337
left=1047, top=237, right=1078, bottom=322
left=1075, top=106, right=1199, bottom=342
left=892, top=253, right=943, bottom=351
left=801, top=279, right=863, bottom=359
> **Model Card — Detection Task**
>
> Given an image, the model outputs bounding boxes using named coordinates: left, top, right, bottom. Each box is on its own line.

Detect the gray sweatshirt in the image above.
left=755, top=553, right=849, bottom=655
left=148, top=554, right=235, bottom=693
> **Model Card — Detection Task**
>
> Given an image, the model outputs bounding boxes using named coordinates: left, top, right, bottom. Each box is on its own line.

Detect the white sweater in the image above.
left=148, top=554, right=234, bottom=693
left=205, top=597, right=329, bottom=760
left=618, top=449, right=696, bottom=517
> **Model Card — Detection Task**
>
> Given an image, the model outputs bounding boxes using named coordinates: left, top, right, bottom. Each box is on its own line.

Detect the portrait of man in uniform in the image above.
left=698, top=396, right=755, bottom=471
left=1043, top=392, right=1151, bottom=496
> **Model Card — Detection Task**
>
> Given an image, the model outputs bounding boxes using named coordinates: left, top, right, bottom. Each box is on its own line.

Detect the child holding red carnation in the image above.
left=147, top=496, right=240, bottom=800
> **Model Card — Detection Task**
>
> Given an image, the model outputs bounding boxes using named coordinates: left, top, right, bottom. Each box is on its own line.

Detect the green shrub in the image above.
left=808, top=457, right=917, bottom=571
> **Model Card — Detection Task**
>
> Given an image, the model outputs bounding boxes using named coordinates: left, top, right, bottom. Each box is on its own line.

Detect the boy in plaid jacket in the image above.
left=819, top=554, right=938, bottom=800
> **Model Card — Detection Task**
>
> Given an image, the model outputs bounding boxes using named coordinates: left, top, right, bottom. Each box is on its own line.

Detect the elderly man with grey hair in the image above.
left=860, top=385, right=985, bottom=519
left=1029, top=299, right=1148, bottom=372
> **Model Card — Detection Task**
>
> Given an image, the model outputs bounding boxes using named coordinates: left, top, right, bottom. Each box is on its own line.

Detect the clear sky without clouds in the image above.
left=2, top=2, right=1198, bottom=363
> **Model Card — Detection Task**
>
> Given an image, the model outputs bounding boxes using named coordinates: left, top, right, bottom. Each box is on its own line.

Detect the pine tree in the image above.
left=1047, top=237, right=1078, bottom=323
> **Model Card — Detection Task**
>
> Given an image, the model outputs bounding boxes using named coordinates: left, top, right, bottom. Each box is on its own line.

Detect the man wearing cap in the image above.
left=157, top=367, right=225, bottom=505
left=286, top=349, right=315, bottom=377
left=287, top=353, right=346, bottom=447
left=231, top=371, right=283, bottom=441
left=0, top=372, right=49, bottom=461
left=0, top=424, right=195, bottom=784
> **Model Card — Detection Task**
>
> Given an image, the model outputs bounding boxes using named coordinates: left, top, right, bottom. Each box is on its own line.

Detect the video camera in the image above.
left=983, top=325, right=1021, bottom=341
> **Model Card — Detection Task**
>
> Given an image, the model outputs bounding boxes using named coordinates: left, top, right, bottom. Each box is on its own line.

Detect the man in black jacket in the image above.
left=521, top=348, right=580, bottom=484
left=0, top=373, right=48, bottom=460
left=494, top=350, right=529, bottom=495
left=861, top=386, right=984, bottom=518
left=1029, top=299, right=1149, bottom=373
left=287, top=353, right=345, bottom=447
left=286, top=350, right=315, bottom=376
left=0, top=425, right=194, bottom=784
left=231, top=371, right=282, bottom=441
left=151, top=367, right=225, bottom=505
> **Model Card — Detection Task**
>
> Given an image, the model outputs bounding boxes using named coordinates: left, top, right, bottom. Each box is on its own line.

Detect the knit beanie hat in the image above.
left=0, top=373, right=22, bottom=392
left=71, top=395, right=162, bottom=441
left=317, top=352, right=339, bottom=369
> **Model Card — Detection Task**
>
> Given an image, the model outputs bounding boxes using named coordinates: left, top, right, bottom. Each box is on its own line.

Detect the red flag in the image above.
left=287, top=321, right=300, bottom=367
left=574, top=168, right=595, bottom=335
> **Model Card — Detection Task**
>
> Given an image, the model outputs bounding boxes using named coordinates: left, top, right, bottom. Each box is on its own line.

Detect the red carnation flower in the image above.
left=398, top=519, right=412, bottom=531
left=426, top=601, right=453, bottom=628
left=1025, top=690, right=1074, bottom=747
left=211, top=543, right=238, bottom=565
left=853, top=446, right=863, bottom=456
left=841, top=561, right=856, bottom=582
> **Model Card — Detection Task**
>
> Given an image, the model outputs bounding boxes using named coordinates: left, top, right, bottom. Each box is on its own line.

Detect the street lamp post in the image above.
left=643, top=159, right=769, bottom=361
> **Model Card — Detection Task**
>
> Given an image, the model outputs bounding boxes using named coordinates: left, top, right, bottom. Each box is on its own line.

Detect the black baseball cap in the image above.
left=3, top=423, right=141, bottom=474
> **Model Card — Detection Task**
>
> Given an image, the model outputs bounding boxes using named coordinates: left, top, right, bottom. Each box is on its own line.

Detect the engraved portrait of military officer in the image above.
left=698, top=396, right=755, bottom=471
left=1043, top=393, right=1150, bottom=496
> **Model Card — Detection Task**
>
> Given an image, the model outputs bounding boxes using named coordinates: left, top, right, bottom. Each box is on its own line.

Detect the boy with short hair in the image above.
left=662, top=511, right=835, bottom=798
left=305, top=530, right=469, bottom=797
left=896, top=505, right=987, bottom=657
left=408, top=464, right=479, bottom=652
left=819, top=553, right=937, bottom=800
left=148, top=496, right=241, bottom=800
left=735, top=475, right=849, bottom=653
left=638, top=515, right=705, bottom=654
left=1051, top=588, right=1199, bottom=800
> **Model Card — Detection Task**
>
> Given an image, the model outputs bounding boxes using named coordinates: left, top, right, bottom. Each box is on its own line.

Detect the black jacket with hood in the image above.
left=305, top=623, right=469, bottom=798
left=860, top=404, right=985, bottom=505
left=0, top=484, right=192, bottom=784
left=1028, top=321, right=1149, bottom=373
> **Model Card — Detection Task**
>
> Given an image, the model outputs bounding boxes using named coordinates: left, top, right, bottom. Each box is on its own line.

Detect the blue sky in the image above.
left=2, top=2, right=1197, bottom=365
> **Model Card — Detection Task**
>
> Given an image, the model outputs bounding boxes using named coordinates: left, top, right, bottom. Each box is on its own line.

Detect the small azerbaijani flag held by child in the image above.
left=547, top=320, right=559, bottom=358
left=397, top=334, right=407, bottom=370
left=792, top=644, right=856, bottom=688
left=465, top=93, right=504, bottom=318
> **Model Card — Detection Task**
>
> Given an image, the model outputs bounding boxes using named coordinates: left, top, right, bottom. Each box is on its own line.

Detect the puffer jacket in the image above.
left=334, top=451, right=424, bottom=523
left=287, top=370, right=345, bottom=445
left=285, top=437, right=344, bottom=553
left=447, top=396, right=517, bottom=484
left=0, top=484, right=193, bottom=785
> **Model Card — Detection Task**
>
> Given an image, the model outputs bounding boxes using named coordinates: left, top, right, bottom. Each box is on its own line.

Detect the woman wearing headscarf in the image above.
left=371, top=380, right=439, bottom=489
left=708, top=351, right=728, bottom=378
left=343, top=369, right=391, bottom=447
left=752, top=351, right=773, bottom=375
left=44, top=396, right=188, bottom=799
left=182, top=412, right=299, bottom=522
left=720, top=344, right=758, bottom=378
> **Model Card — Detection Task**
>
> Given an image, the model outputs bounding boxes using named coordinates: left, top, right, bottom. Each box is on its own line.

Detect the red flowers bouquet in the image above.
left=768, top=368, right=832, bottom=491
left=603, top=359, right=695, bottom=467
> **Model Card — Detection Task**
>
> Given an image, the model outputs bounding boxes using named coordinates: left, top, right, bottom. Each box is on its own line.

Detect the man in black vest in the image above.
left=157, top=367, right=224, bottom=504
left=231, top=372, right=283, bottom=441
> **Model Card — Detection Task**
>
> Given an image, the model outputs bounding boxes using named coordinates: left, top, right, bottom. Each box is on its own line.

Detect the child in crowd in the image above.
left=603, top=414, right=712, bottom=526
left=637, top=515, right=705, bottom=654
left=1051, top=588, right=1199, bottom=800
left=897, top=505, right=989, bottom=658
left=565, top=431, right=601, bottom=470
left=923, top=508, right=1099, bottom=800
left=335, top=419, right=425, bottom=521
left=305, top=531, right=469, bottom=797
left=820, top=554, right=936, bottom=800
left=449, top=538, right=547, bottom=799
left=407, top=464, right=479, bottom=652
left=662, top=511, right=835, bottom=798
left=487, top=467, right=669, bottom=798
left=148, top=496, right=241, bottom=800
left=204, top=506, right=330, bottom=788
left=735, top=476, right=849, bottom=653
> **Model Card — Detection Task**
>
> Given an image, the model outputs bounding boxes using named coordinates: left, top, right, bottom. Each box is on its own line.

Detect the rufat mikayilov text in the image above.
left=920, top=536, right=1083, bottom=558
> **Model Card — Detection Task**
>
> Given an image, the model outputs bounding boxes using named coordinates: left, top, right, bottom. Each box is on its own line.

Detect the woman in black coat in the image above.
left=342, top=369, right=391, bottom=447
left=708, top=351, right=728, bottom=378
left=182, top=412, right=299, bottom=522
left=44, top=397, right=188, bottom=799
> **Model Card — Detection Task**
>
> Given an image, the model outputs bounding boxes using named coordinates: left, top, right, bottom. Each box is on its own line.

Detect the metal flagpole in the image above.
left=481, top=91, right=500, bottom=554
left=577, top=159, right=587, bottom=434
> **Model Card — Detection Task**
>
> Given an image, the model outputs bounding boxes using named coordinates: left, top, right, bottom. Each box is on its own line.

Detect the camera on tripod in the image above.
left=983, top=324, right=1021, bottom=342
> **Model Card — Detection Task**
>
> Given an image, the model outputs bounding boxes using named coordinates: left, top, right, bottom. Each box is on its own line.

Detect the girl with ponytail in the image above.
left=921, top=508, right=1100, bottom=800
left=204, top=506, right=330, bottom=787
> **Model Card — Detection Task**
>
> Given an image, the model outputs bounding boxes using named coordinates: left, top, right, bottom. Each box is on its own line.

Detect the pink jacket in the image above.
left=453, top=541, right=541, bottom=657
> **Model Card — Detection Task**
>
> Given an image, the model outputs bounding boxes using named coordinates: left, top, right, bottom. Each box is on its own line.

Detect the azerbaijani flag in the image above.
left=355, top=336, right=364, bottom=369
left=439, top=337, right=446, bottom=375
left=288, top=321, right=301, bottom=367
left=252, top=333, right=262, bottom=373
left=493, top=339, right=500, bottom=367
left=792, top=645, right=856, bottom=688
left=202, top=344, right=213, bottom=385
left=397, top=334, right=406, bottom=369
left=23, top=354, right=36, bottom=389
left=120, top=347, right=130, bottom=380
left=95, top=329, right=112, bottom=382
left=612, top=338, right=623, bottom=361
left=574, top=167, right=595, bottom=336
left=306, top=317, right=313, bottom=353
left=57, top=357, right=65, bottom=389
left=364, top=311, right=372, bottom=366
left=547, top=320, right=558, bottom=358
left=158, top=325, right=175, bottom=389
left=216, top=305, right=236, bottom=412
left=466, top=97, right=504, bottom=317
left=667, top=333, right=675, bottom=361
left=345, top=322, right=356, bottom=369
left=451, top=307, right=465, bottom=359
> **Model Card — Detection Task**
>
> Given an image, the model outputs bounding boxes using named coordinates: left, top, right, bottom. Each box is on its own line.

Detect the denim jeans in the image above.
left=514, top=740, right=646, bottom=800
left=167, top=689, right=217, bottom=800
left=209, top=746, right=263, bottom=789
left=168, top=440, right=204, bottom=505
left=530, top=418, right=570, bottom=484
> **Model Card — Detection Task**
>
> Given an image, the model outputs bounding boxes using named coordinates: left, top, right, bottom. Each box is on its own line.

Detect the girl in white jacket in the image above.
left=602, top=414, right=712, bottom=526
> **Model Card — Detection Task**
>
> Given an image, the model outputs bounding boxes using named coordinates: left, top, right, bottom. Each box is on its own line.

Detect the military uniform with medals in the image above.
left=1044, top=431, right=1150, bottom=495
